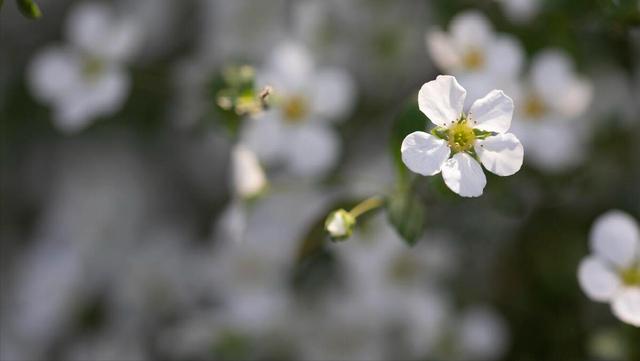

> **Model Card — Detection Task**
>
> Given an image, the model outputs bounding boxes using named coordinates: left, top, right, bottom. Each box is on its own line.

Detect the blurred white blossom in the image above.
left=495, top=0, right=542, bottom=23
left=402, top=75, right=523, bottom=197
left=578, top=210, right=640, bottom=327
left=426, top=10, right=524, bottom=101
left=455, top=306, right=510, bottom=361
left=28, top=2, right=140, bottom=132
left=242, top=42, right=356, bottom=178
left=510, top=49, right=593, bottom=171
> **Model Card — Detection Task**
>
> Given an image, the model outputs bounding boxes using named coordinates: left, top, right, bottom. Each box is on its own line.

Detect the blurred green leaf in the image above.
left=386, top=187, right=425, bottom=246
left=212, top=330, right=253, bottom=361
left=17, top=0, right=42, bottom=19
left=207, top=71, right=245, bottom=137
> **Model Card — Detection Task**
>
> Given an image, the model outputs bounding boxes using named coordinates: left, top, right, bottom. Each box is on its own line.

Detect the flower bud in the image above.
left=232, top=144, right=267, bottom=199
left=325, top=209, right=355, bottom=241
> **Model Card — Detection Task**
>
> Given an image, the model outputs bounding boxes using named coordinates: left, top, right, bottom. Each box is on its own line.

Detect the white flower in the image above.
left=241, top=42, right=356, bottom=177
left=455, top=306, right=509, bottom=361
left=28, top=2, right=140, bottom=133
left=578, top=210, right=640, bottom=327
left=495, top=0, right=542, bottom=23
left=401, top=75, right=523, bottom=197
left=426, top=10, right=524, bottom=101
left=510, top=49, right=593, bottom=171
left=231, top=144, right=267, bottom=199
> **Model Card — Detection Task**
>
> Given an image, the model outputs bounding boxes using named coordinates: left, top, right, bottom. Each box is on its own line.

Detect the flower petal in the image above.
left=441, top=153, right=486, bottom=197
left=590, top=210, right=639, bottom=268
left=510, top=120, right=584, bottom=172
left=475, top=133, right=523, bottom=176
left=266, top=42, right=314, bottom=90
left=54, top=67, right=129, bottom=133
left=531, top=49, right=574, bottom=99
left=66, top=2, right=139, bottom=61
left=401, top=132, right=450, bottom=176
left=28, top=47, right=81, bottom=103
left=611, top=287, right=640, bottom=327
left=426, top=29, right=462, bottom=71
left=240, top=112, right=287, bottom=166
left=555, top=76, right=593, bottom=118
left=232, top=144, right=267, bottom=198
left=469, top=90, right=514, bottom=133
left=456, top=307, right=508, bottom=361
left=485, top=35, right=524, bottom=80
left=578, top=257, right=620, bottom=302
left=285, top=123, right=339, bottom=177
left=530, top=49, right=591, bottom=116
left=310, top=68, right=356, bottom=121
left=418, top=75, right=466, bottom=127
left=66, top=2, right=112, bottom=55
left=497, top=0, right=542, bottom=23
left=450, top=10, right=493, bottom=50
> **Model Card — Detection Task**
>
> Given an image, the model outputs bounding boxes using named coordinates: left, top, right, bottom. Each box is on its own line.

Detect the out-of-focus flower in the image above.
left=209, top=188, right=333, bottom=333
left=426, top=11, right=524, bottom=101
left=495, top=0, right=542, bottom=23
left=401, top=75, right=523, bottom=197
left=231, top=144, right=267, bottom=199
left=455, top=306, right=509, bottom=361
left=215, top=144, right=267, bottom=243
left=578, top=210, right=640, bottom=327
left=510, top=49, right=593, bottom=171
left=242, top=42, right=356, bottom=177
left=28, top=2, right=140, bottom=133
left=112, top=227, right=205, bottom=318
left=9, top=238, right=85, bottom=354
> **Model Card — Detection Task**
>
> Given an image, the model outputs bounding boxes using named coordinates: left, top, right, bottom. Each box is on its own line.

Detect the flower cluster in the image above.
left=427, top=11, right=593, bottom=171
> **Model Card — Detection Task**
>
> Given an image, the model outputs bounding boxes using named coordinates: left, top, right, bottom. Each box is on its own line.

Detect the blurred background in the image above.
left=1, top=0, right=640, bottom=360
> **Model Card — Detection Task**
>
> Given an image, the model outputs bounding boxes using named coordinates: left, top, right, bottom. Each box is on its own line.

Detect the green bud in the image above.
left=17, top=0, right=42, bottom=19
left=324, top=209, right=355, bottom=241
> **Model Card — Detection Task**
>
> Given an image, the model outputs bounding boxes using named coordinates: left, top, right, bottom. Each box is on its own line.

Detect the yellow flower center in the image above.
left=620, top=266, right=640, bottom=286
left=523, top=94, right=547, bottom=119
left=282, top=95, right=308, bottom=123
left=447, top=119, right=476, bottom=153
left=463, top=48, right=485, bottom=70
left=82, top=56, right=104, bottom=80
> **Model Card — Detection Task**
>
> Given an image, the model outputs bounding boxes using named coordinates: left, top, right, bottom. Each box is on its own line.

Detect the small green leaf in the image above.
left=17, top=0, right=42, bottom=19
left=386, top=188, right=425, bottom=246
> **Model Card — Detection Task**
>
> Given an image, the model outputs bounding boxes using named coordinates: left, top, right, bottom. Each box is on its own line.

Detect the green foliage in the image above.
left=17, top=0, right=41, bottom=19
left=207, top=65, right=269, bottom=138
left=386, top=187, right=425, bottom=246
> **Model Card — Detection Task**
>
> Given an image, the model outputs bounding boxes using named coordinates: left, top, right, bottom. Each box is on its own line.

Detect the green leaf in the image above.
left=386, top=188, right=425, bottom=246
left=389, top=98, right=426, bottom=184
left=17, top=0, right=42, bottom=19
